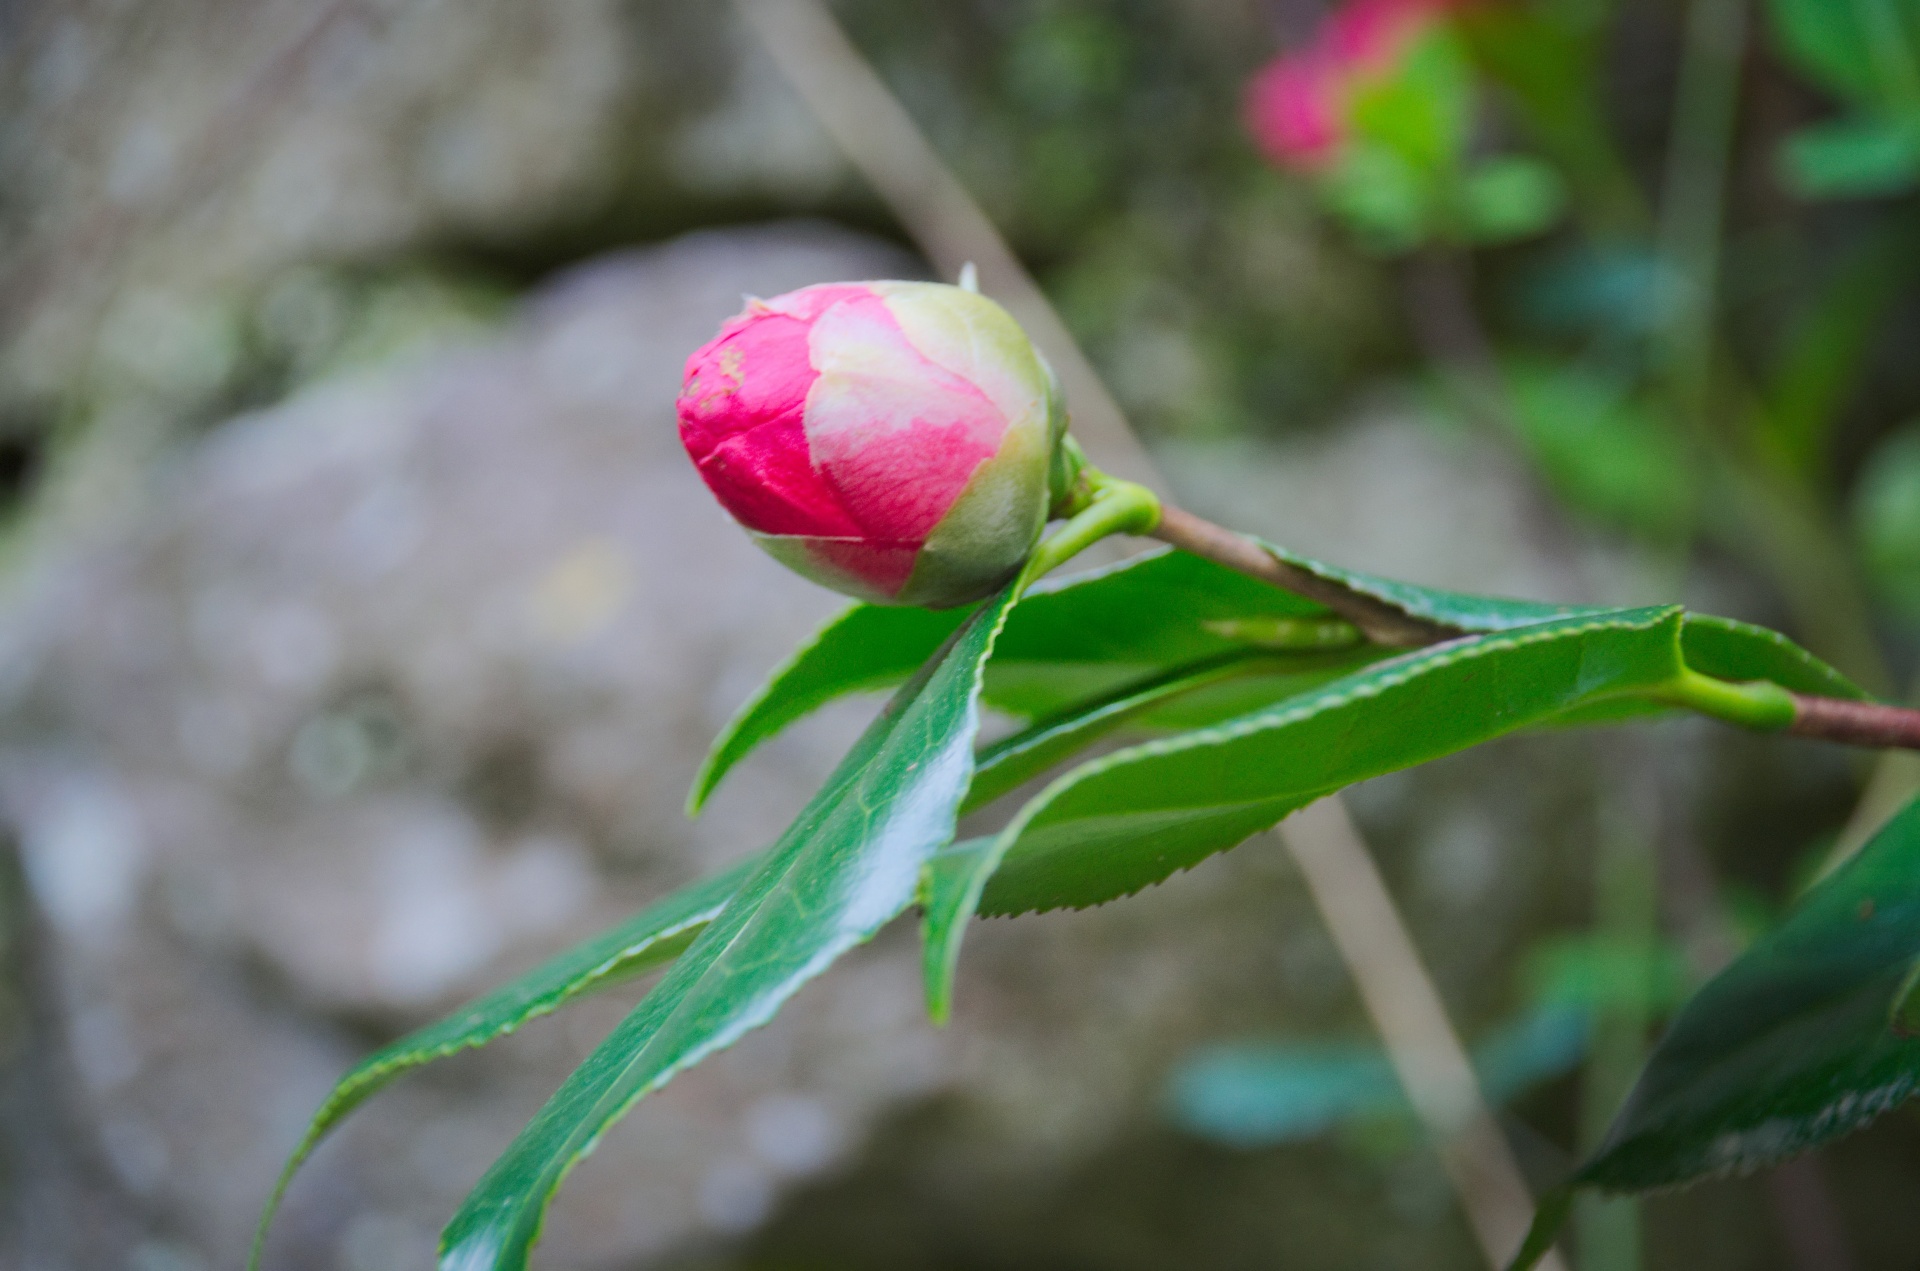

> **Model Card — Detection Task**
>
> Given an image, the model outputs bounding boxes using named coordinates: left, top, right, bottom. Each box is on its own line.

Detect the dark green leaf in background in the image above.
left=1853, top=421, right=1920, bottom=620
left=1169, top=1005, right=1591, bottom=1148
left=1461, top=156, right=1567, bottom=244
left=1765, top=218, right=1920, bottom=475
left=1579, top=794, right=1920, bottom=1190
left=1765, top=0, right=1920, bottom=108
left=1500, top=361, right=1693, bottom=540
left=1781, top=116, right=1920, bottom=198
left=438, top=577, right=1026, bottom=1270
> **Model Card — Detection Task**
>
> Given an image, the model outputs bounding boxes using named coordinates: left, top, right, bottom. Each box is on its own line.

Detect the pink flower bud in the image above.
left=1244, top=0, right=1452, bottom=171
left=678, top=281, right=1066, bottom=607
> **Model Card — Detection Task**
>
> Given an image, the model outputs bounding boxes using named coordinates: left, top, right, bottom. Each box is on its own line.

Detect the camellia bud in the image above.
left=678, top=281, right=1066, bottom=607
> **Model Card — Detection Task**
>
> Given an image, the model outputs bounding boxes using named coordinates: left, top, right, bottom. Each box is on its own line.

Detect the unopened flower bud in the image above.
left=678, top=281, right=1066, bottom=607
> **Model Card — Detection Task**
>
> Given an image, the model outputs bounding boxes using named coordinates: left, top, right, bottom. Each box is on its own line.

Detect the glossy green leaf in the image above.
left=919, top=836, right=996, bottom=1025
left=437, top=578, right=1025, bottom=1271
left=961, top=648, right=1387, bottom=816
left=1538, top=612, right=1865, bottom=731
left=250, top=856, right=755, bottom=1268
left=1575, top=793, right=1920, bottom=1192
left=691, top=549, right=1333, bottom=807
left=978, top=606, right=1686, bottom=919
left=695, top=540, right=1626, bottom=811
left=1259, top=539, right=1607, bottom=633
left=1679, top=613, right=1867, bottom=699
left=687, top=602, right=967, bottom=814
left=962, top=652, right=1267, bottom=818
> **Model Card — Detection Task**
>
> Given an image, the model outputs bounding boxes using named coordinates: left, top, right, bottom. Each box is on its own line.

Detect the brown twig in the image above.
left=1279, top=800, right=1554, bottom=1269
left=1788, top=695, right=1920, bottom=750
left=1150, top=504, right=1455, bottom=648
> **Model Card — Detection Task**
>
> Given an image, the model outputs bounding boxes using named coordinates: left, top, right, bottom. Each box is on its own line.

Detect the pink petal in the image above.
left=677, top=292, right=865, bottom=538
left=801, top=292, right=1006, bottom=546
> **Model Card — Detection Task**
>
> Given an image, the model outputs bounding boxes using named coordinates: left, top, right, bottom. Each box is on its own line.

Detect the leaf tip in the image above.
left=1504, top=1187, right=1574, bottom=1271
left=684, top=758, right=722, bottom=818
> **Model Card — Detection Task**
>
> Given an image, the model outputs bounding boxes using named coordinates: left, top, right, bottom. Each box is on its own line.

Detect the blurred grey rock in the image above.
left=0, top=0, right=854, bottom=530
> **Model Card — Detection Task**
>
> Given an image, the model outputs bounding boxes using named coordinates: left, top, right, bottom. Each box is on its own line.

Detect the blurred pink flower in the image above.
left=1244, top=0, right=1455, bottom=170
left=678, top=281, right=1064, bottom=607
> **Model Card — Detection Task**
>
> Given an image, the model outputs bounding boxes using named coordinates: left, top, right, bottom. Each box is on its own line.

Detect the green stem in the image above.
left=1021, top=469, right=1161, bottom=587
left=1647, top=667, right=1797, bottom=732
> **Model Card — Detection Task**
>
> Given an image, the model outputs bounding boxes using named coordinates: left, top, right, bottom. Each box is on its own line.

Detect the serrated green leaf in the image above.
left=924, top=645, right=1387, bottom=1019
left=919, top=836, right=996, bottom=1025
left=250, top=856, right=755, bottom=1268
left=977, top=606, right=1686, bottom=919
left=962, top=652, right=1273, bottom=817
left=1679, top=614, right=1867, bottom=699
left=437, top=577, right=1025, bottom=1271
left=690, top=550, right=1332, bottom=808
left=688, top=602, right=968, bottom=814
left=1260, top=539, right=1606, bottom=633
left=1538, top=613, right=1864, bottom=732
left=963, top=647, right=1387, bottom=815
left=1576, top=793, right=1920, bottom=1191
